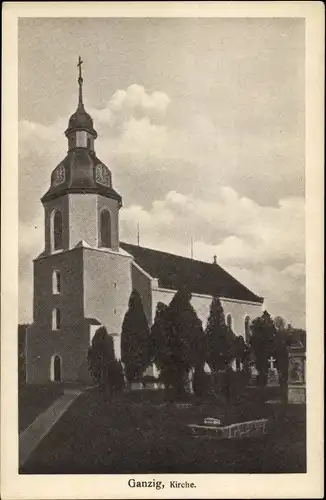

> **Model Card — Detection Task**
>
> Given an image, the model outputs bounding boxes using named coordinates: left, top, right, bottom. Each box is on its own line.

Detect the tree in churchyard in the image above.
left=148, top=301, right=177, bottom=390
left=192, top=364, right=208, bottom=399
left=109, top=359, right=125, bottom=393
left=87, top=326, right=116, bottom=393
left=150, top=289, right=205, bottom=398
left=205, top=296, right=236, bottom=373
left=168, top=287, right=205, bottom=397
left=274, top=318, right=293, bottom=403
left=227, top=335, right=251, bottom=401
left=233, top=335, right=250, bottom=371
left=274, top=315, right=287, bottom=332
left=149, top=302, right=168, bottom=372
left=121, top=289, right=150, bottom=384
left=250, top=310, right=277, bottom=389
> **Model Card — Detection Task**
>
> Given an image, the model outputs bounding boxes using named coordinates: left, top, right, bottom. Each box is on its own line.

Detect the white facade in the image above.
left=151, top=286, right=262, bottom=337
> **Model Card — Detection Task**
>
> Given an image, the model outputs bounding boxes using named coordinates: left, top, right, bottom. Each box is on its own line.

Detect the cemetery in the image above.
left=19, top=385, right=305, bottom=474
left=19, top=301, right=306, bottom=474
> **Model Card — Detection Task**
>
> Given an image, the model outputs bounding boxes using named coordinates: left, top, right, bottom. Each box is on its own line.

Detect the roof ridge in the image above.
left=120, top=241, right=218, bottom=267
left=120, top=241, right=263, bottom=302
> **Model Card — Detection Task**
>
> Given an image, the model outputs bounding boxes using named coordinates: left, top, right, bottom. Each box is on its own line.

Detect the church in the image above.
left=26, top=60, right=264, bottom=383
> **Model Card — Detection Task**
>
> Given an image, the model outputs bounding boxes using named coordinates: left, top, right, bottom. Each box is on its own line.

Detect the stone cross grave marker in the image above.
left=267, top=356, right=279, bottom=385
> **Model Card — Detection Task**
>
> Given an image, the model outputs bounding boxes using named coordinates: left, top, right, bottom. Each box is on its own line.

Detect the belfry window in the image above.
left=100, top=210, right=111, bottom=248
left=52, top=210, right=63, bottom=251
left=226, top=313, right=233, bottom=330
left=76, top=131, right=87, bottom=147
left=52, top=308, right=61, bottom=330
left=52, top=270, right=61, bottom=294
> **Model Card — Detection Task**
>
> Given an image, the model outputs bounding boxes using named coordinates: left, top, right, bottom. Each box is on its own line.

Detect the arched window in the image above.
left=245, top=316, right=251, bottom=343
left=226, top=313, right=232, bottom=329
left=100, top=209, right=111, bottom=248
left=50, top=355, right=62, bottom=382
left=52, top=308, right=61, bottom=330
left=52, top=270, right=61, bottom=294
left=52, top=210, right=63, bottom=251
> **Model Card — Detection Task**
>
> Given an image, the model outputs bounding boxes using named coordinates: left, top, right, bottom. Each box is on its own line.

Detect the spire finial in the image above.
left=77, top=56, right=84, bottom=107
left=213, top=255, right=217, bottom=265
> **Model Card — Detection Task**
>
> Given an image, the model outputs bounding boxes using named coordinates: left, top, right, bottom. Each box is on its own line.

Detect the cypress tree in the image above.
left=121, top=289, right=150, bottom=383
left=149, top=302, right=169, bottom=371
left=205, top=296, right=236, bottom=372
left=155, top=287, right=205, bottom=398
left=250, top=310, right=277, bottom=389
left=87, top=326, right=115, bottom=392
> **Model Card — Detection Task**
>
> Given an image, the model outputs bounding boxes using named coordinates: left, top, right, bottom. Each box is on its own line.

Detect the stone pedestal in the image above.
left=287, top=347, right=306, bottom=404
left=288, top=385, right=306, bottom=404
left=267, top=367, right=279, bottom=386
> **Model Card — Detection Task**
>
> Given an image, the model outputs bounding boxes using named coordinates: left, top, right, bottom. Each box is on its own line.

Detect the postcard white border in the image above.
left=1, top=2, right=324, bottom=499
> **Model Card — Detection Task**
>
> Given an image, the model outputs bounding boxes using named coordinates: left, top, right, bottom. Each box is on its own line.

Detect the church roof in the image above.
left=120, top=242, right=264, bottom=304
left=66, top=105, right=97, bottom=137
left=41, top=150, right=122, bottom=204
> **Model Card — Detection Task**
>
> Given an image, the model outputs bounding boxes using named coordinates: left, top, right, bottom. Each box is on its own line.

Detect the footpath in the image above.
left=19, top=388, right=83, bottom=467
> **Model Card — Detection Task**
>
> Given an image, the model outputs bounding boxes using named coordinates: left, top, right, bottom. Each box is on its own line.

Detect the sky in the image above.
left=18, top=17, right=305, bottom=327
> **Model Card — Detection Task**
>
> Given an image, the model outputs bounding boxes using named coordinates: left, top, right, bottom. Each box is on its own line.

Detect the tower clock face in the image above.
left=95, top=164, right=111, bottom=187
left=52, top=164, right=66, bottom=186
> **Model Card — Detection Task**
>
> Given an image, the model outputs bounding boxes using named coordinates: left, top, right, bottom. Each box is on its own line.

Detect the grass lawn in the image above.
left=19, top=384, right=65, bottom=432
left=20, top=388, right=306, bottom=474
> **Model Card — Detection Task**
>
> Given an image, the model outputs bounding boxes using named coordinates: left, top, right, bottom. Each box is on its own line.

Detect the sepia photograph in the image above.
left=1, top=2, right=324, bottom=499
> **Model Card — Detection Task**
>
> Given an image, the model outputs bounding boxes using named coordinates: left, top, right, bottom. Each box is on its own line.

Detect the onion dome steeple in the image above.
left=42, top=57, right=121, bottom=206
left=65, top=56, right=97, bottom=145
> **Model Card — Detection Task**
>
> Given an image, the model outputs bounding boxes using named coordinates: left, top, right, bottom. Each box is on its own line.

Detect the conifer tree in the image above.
left=205, top=296, right=236, bottom=372
left=109, top=359, right=125, bottom=393
left=87, top=326, right=116, bottom=392
left=192, top=364, right=208, bottom=398
left=153, top=288, right=205, bottom=398
left=233, top=335, right=251, bottom=371
left=148, top=301, right=170, bottom=379
left=121, top=289, right=150, bottom=383
left=250, top=310, right=277, bottom=388
left=274, top=321, right=294, bottom=403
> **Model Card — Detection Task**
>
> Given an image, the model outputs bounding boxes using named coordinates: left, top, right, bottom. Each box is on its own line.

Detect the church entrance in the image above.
left=51, top=355, right=62, bottom=382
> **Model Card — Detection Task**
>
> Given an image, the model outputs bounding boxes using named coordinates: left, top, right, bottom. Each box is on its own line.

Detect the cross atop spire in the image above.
left=77, top=56, right=83, bottom=79
left=77, top=56, right=84, bottom=107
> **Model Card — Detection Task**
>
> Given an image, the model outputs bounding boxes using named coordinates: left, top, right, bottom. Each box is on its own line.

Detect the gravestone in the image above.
left=248, top=363, right=258, bottom=385
left=188, top=418, right=269, bottom=439
left=267, top=356, right=279, bottom=386
left=130, top=381, right=143, bottom=390
left=287, top=343, right=306, bottom=404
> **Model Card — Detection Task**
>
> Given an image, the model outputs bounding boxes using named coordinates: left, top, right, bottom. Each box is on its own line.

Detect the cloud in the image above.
left=120, top=188, right=305, bottom=326
left=121, top=188, right=304, bottom=266
left=90, top=84, right=170, bottom=134
left=18, top=84, right=305, bottom=327
left=109, top=84, right=170, bottom=119
left=226, top=264, right=305, bottom=328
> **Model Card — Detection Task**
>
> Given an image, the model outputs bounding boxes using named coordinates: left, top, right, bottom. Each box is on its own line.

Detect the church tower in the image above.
left=26, top=58, right=133, bottom=383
